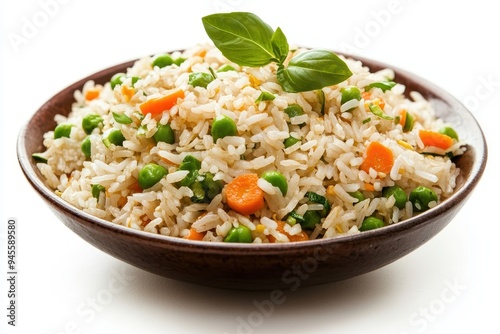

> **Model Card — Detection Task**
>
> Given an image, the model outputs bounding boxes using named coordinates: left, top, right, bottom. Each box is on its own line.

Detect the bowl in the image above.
left=17, top=52, right=487, bottom=290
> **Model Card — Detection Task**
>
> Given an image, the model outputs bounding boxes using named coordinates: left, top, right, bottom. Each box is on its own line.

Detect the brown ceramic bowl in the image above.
left=17, top=52, right=487, bottom=290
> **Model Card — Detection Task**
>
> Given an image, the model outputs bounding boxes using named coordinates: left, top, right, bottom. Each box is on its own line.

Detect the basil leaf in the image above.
left=277, top=49, right=353, bottom=93
left=366, top=81, right=396, bottom=92
left=112, top=112, right=133, bottom=124
left=271, top=27, right=289, bottom=64
left=202, top=12, right=277, bottom=67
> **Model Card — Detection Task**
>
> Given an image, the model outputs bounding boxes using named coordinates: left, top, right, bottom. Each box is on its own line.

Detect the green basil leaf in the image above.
left=112, top=112, right=133, bottom=124
left=366, top=81, right=396, bottom=92
left=202, top=12, right=276, bottom=67
left=271, top=27, right=289, bottom=64
left=277, top=49, right=352, bottom=93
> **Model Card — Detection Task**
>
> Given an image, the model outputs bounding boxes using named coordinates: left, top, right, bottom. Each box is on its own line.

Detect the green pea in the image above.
left=131, top=76, right=140, bottom=87
left=153, top=123, right=175, bottom=144
left=260, top=170, right=288, bottom=196
left=360, top=216, right=385, bottom=231
left=179, top=155, right=201, bottom=171
left=439, top=126, right=459, bottom=141
left=285, top=215, right=297, bottom=226
left=348, top=190, right=365, bottom=203
left=301, top=211, right=321, bottom=230
left=152, top=54, right=173, bottom=68
left=91, top=184, right=105, bottom=200
left=188, top=72, right=214, bottom=88
left=403, top=112, right=415, bottom=132
left=217, top=64, right=236, bottom=72
left=82, top=114, right=103, bottom=134
left=224, top=225, right=253, bottom=243
left=283, top=136, right=301, bottom=148
left=138, top=163, right=168, bottom=190
left=340, top=86, right=362, bottom=111
left=211, top=115, right=238, bottom=142
left=102, top=129, right=125, bottom=147
left=284, top=104, right=304, bottom=119
left=383, top=186, right=407, bottom=209
left=110, top=73, right=125, bottom=89
left=81, top=136, right=91, bottom=158
left=409, top=186, right=438, bottom=212
left=173, top=57, right=186, bottom=66
left=54, top=124, right=73, bottom=139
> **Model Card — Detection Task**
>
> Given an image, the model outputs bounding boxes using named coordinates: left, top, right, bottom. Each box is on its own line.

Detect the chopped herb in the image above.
left=112, top=112, right=133, bottom=124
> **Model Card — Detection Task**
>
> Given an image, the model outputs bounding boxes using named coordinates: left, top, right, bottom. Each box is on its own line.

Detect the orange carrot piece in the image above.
left=399, top=109, right=407, bottom=127
left=362, top=91, right=385, bottom=110
left=197, top=49, right=207, bottom=58
left=185, top=227, right=206, bottom=241
left=268, top=221, right=308, bottom=243
left=360, top=141, right=394, bottom=175
left=225, top=173, right=265, bottom=215
left=85, top=89, right=100, bottom=101
left=121, top=85, right=135, bottom=102
left=129, top=180, right=143, bottom=194
left=139, top=89, right=185, bottom=116
left=364, top=183, right=376, bottom=192
left=419, top=130, right=454, bottom=150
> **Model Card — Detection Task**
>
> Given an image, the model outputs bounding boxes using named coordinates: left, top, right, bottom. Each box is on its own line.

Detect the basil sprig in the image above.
left=202, top=12, right=352, bottom=93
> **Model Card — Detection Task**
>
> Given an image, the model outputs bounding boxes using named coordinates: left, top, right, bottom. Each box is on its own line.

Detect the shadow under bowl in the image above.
left=17, top=53, right=487, bottom=290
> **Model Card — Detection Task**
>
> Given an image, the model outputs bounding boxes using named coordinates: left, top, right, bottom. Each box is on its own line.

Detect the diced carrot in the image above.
left=419, top=130, right=454, bottom=150
left=197, top=49, right=207, bottom=58
left=225, top=173, right=265, bottom=215
left=185, top=227, right=206, bottom=241
left=121, top=85, right=135, bottom=102
left=362, top=91, right=385, bottom=110
left=139, top=89, right=185, bottom=116
left=399, top=109, right=407, bottom=126
left=375, top=98, right=385, bottom=110
left=362, top=91, right=371, bottom=100
left=268, top=221, right=308, bottom=243
left=85, top=89, right=100, bottom=101
left=364, top=183, right=376, bottom=192
left=360, top=141, right=394, bottom=175
left=129, top=180, right=143, bottom=194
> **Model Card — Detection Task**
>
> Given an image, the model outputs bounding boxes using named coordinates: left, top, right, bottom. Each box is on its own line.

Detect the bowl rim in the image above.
left=16, top=51, right=488, bottom=255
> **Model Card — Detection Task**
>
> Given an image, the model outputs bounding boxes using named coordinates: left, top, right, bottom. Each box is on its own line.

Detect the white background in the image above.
left=1, top=0, right=498, bottom=333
